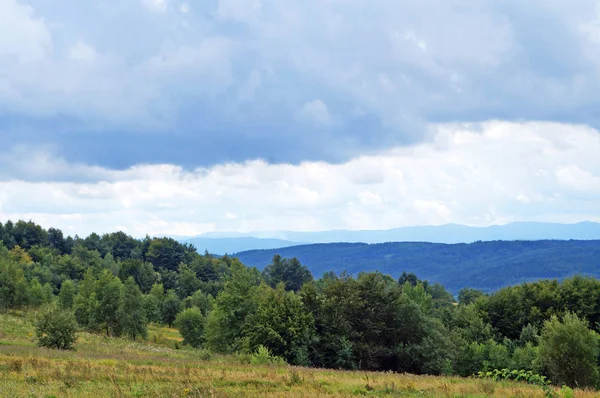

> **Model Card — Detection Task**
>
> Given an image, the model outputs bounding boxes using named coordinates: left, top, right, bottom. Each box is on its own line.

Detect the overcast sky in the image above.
left=2, top=0, right=600, bottom=237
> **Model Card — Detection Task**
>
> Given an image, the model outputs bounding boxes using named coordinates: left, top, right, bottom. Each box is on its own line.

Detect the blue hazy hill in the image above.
left=194, top=222, right=600, bottom=249
left=234, top=240, right=600, bottom=293
left=184, top=237, right=305, bottom=255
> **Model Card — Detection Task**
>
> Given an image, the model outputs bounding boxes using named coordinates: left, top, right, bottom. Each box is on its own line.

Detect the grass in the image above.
left=0, top=312, right=596, bottom=397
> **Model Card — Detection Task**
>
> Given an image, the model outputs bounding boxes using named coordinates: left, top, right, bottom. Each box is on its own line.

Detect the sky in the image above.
left=2, top=0, right=600, bottom=237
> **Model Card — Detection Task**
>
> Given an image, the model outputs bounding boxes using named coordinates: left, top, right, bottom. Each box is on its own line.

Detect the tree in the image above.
left=262, top=255, right=313, bottom=292
left=161, top=289, right=182, bottom=327
left=12, top=220, right=48, bottom=250
left=48, top=227, right=68, bottom=255
left=59, top=280, right=76, bottom=310
left=175, top=307, right=206, bottom=347
left=35, top=305, right=78, bottom=350
left=243, top=284, right=315, bottom=364
left=458, top=288, right=485, bottom=306
left=27, top=278, right=46, bottom=307
left=537, top=312, right=599, bottom=388
left=146, top=237, right=194, bottom=271
left=73, top=269, right=97, bottom=329
left=186, top=289, right=213, bottom=316
left=95, top=270, right=123, bottom=336
left=205, top=263, right=262, bottom=352
left=176, top=263, right=200, bottom=299
left=119, top=277, right=147, bottom=340
left=143, top=294, right=161, bottom=324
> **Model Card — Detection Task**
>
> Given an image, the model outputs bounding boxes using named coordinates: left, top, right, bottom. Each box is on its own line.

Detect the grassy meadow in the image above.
left=0, top=312, right=594, bottom=398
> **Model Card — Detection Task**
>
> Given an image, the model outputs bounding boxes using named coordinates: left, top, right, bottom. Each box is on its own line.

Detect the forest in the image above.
left=2, top=219, right=600, bottom=389
left=235, top=240, right=600, bottom=292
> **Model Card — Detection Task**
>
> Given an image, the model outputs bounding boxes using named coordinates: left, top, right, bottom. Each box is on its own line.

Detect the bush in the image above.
left=174, top=307, right=206, bottom=348
left=251, top=345, right=287, bottom=366
left=537, top=312, right=599, bottom=388
left=35, top=305, right=78, bottom=350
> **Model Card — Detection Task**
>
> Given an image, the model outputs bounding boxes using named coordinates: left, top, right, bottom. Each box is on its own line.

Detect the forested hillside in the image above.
left=235, top=240, right=600, bottom=292
left=4, top=219, right=600, bottom=390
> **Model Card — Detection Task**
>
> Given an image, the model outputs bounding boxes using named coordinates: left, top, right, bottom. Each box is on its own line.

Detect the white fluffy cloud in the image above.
left=1, top=121, right=599, bottom=237
left=0, top=0, right=52, bottom=64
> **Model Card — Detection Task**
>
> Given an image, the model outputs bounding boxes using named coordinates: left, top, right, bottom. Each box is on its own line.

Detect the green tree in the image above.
left=175, top=307, right=206, bottom=347
left=143, top=294, right=161, bottom=324
left=58, top=280, right=76, bottom=310
left=457, top=288, right=485, bottom=306
left=146, top=237, right=195, bottom=271
left=186, top=289, right=213, bottom=316
left=27, top=278, right=45, bottom=307
left=537, top=312, right=599, bottom=388
left=48, top=227, right=69, bottom=255
left=119, top=277, right=147, bottom=340
left=35, top=305, right=78, bottom=350
left=73, top=269, right=97, bottom=329
left=205, top=262, right=262, bottom=352
left=176, top=263, right=200, bottom=299
left=243, top=284, right=315, bottom=364
left=161, top=289, right=182, bottom=327
left=95, top=270, right=123, bottom=336
left=262, top=255, right=313, bottom=292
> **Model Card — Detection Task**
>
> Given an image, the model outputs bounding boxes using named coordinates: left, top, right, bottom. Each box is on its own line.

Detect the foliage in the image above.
left=243, top=283, right=314, bottom=364
left=205, top=262, right=261, bottom=353
left=262, top=255, right=313, bottom=292
left=6, top=218, right=600, bottom=391
left=58, top=279, right=76, bottom=310
left=119, top=277, right=147, bottom=340
left=175, top=307, right=206, bottom=348
left=235, top=240, right=600, bottom=293
left=161, top=289, right=182, bottom=327
left=250, top=345, right=287, bottom=366
left=476, top=369, right=555, bottom=397
left=35, top=305, right=78, bottom=350
left=537, top=312, right=599, bottom=388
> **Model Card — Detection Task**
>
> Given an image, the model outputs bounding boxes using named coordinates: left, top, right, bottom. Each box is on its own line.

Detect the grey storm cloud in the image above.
left=2, top=0, right=600, bottom=173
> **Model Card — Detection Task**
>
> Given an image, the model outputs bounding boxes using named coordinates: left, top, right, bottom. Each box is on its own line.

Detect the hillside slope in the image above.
left=0, top=313, right=589, bottom=397
left=235, top=240, right=600, bottom=292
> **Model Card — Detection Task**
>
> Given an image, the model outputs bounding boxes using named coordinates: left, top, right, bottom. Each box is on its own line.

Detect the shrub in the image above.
left=251, top=345, right=287, bottom=366
left=35, top=305, right=78, bottom=350
left=537, top=312, right=599, bottom=388
left=175, top=307, right=206, bottom=348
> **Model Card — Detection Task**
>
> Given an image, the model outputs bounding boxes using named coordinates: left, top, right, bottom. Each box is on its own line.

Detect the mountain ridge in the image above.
left=184, top=222, right=600, bottom=254
left=233, top=239, right=600, bottom=293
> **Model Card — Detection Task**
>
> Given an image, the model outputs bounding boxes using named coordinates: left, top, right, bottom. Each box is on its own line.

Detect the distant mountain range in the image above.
left=184, top=237, right=306, bottom=255
left=185, top=222, right=600, bottom=254
left=234, top=240, right=600, bottom=293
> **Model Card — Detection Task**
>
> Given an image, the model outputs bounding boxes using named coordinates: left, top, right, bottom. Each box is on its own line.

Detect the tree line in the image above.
left=1, top=220, right=600, bottom=388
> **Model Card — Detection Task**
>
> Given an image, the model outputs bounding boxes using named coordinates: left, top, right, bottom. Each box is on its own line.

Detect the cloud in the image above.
left=3, top=0, right=600, bottom=171
left=141, top=0, right=168, bottom=13
left=0, top=0, right=52, bottom=64
left=297, top=99, right=333, bottom=126
left=68, top=41, right=97, bottom=63
left=216, top=0, right=262, bottom=21
left=2, top=122, right=600, bottom=237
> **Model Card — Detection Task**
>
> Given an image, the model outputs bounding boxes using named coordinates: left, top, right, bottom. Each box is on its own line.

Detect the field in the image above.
left=0, top=312, right=594, bottom=397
